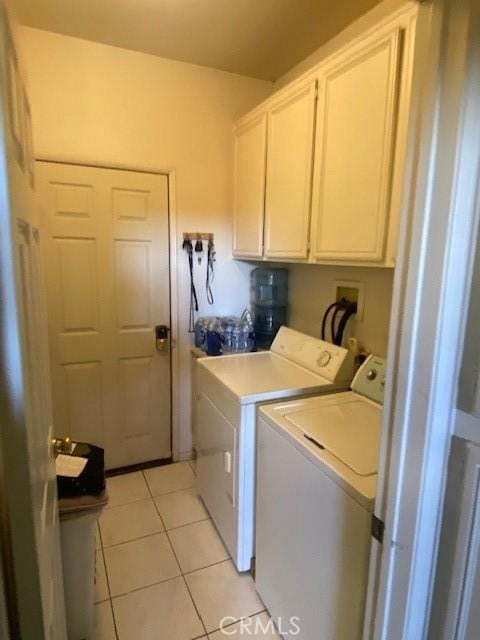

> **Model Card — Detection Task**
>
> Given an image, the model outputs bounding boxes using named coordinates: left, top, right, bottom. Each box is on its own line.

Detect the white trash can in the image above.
left=59, top=492, right=108, bottom=640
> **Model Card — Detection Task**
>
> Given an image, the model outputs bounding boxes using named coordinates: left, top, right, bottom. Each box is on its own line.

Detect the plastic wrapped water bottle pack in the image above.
left=194, top=311, right=255, bottom=356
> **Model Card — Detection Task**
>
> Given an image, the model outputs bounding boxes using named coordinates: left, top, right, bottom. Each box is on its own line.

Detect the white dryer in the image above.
left=196, top=326, right=354, bottom=571
left=255, top=355, right=386, bottom=640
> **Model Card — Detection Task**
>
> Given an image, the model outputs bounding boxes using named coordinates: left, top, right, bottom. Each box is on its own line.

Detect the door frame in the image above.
left=35, top=157, right=181, bottom=462
left=366, top=0, right=480, bottom=637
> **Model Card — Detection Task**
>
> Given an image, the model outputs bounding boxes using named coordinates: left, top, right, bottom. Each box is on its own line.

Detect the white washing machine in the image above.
left=196, top=326, right=354, bottom=571
left=255, top=355, right=386, bottom=640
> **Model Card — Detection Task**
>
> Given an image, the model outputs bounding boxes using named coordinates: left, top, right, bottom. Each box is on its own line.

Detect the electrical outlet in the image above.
left=332, top=280, right=365, bottom=320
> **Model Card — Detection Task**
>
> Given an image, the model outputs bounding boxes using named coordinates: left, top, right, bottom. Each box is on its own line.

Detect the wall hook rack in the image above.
left=182, top=232, right=214, bottom=242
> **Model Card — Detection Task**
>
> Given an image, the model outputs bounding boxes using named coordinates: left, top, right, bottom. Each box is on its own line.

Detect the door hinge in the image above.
left=371, top=514, right=385, bottom=544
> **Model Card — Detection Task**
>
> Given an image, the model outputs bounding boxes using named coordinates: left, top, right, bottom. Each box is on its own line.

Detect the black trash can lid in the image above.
left=57, top=442, right=106, bottom=501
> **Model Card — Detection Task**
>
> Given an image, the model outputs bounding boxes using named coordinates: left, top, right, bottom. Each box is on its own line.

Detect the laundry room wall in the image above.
left=286, top=264, right=394, bottom=357
left=274, top=0, right=415, bottom=89
left=17, top=26, right=272, bottom=459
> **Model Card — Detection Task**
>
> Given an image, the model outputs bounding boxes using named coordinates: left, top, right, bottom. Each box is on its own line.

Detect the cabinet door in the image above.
left=233, top=113, right=267, bottom=258
left=264, top=80, right=316, bottom=259
left=311, top=29, right=402, bottom=262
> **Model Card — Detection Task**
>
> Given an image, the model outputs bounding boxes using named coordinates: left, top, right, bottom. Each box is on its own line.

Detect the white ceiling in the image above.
left=10, top=0, right=381, bottom=80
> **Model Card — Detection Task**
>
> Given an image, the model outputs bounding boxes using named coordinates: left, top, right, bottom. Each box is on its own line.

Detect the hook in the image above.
left=195, top=237, right=203, bottom=265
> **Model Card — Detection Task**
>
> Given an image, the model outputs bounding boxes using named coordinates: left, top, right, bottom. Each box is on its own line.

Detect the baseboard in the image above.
left=175, top=450, right=196, bottom=462
left=106, top=456, right=173, bottom=477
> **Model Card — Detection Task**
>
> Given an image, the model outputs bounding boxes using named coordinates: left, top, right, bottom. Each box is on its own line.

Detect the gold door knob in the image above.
left=52, top=437, right=74, bottom=455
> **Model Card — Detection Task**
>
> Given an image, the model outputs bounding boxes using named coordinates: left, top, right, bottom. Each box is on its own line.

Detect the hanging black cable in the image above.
left=183, top=238, right=198, bottom=332
left=194, top=238, right=203, bottom=265
left=330, top=303, right=344, bottom=344
left=334, top=302, right=357, bottom=346
left=321, top=301, right=341, bottom=341
left=322, top=299, right=357, bottom=345
left=206, top=236, right=215, bottom=305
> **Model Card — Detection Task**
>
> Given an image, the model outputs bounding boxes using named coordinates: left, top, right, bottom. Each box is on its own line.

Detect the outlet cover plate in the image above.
left=332, top=280, right=365, bottom=321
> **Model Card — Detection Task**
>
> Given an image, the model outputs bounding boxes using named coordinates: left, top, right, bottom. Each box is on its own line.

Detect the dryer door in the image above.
left=197, top=393, right=237, bottom=558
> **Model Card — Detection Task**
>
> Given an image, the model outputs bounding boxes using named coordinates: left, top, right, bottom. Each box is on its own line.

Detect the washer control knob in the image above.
left=317, top=350, right=332, bottom=367
left=367, top=369, right=377, bottom=381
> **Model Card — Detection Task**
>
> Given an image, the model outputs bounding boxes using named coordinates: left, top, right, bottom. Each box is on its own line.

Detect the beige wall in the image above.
left=275, top=0, right=414, bottom=89
left=17, top=26, right=272, bottom=458
left=287, top=264, right=394, bottom=357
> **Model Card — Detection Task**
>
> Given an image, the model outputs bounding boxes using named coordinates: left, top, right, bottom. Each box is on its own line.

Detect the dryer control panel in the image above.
left=352, top=355, right=387, bottom=405
left=270, top=326, right=354, bottom=385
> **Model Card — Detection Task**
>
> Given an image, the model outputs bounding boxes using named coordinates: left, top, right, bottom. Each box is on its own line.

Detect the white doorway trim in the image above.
left=35, top=156, right=181, bottom=461
left=368, top=0, right=480, bottom=637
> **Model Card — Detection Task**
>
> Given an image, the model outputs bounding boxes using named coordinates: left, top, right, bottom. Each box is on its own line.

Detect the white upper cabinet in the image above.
left=233, top=113, right=267, bottom=258
left=264, top=80, right=317, bottom=259
left=232, top=7, right=416, bottom=267
left=310, top=29, right=402, bottom=263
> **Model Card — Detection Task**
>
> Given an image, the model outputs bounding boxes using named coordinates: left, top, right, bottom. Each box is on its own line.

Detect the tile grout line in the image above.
left=106, top=550, right=233, bottom=595
left=143, top=461, right=197, bottom=498
left=105, top=483, right=197, bottom=510
left=103, top=496, right=155, bottom=510
left=102, top=529, right=168, bottom=550
left=180, top=570, right=210, bottom=638
left=106, top=469, right=269, bottom=638
left=97, top=521, right=120, bottom=640
left=181, top=557, right=231, bottom=578
left=150, top=484, right=198, bottom=499
left=109, top=573, right=184, bottom=600
left=147, top=471, right=210, bottom=638
left=143, top=469, right=210, bottom=640
left=162, top=515, right=211, bottom=533
left=105, top=474, right=226, bottom=587
left=106, top=557, right=236, bottom=601
left=105, top=462, right=196, bottom=508
left=101, top=515, right=211, bottom=551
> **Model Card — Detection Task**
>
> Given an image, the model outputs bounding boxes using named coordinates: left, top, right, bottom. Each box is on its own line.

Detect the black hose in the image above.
left=330, top=304, right=344, bottom=344
left=321, top=302, right=341, bottom=341
left=334, top=303, right=357, bottom=346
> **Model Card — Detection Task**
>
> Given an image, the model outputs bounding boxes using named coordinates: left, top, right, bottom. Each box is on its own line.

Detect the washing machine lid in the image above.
left=285, top=397, right=382, bottom=476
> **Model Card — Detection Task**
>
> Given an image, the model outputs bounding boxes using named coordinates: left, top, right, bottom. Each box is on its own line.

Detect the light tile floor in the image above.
left=94, top=461, right=279, bottom=640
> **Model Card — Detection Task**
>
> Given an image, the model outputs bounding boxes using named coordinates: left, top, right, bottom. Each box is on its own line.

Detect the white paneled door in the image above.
left=36, top=162, right=171, bottom=470
left=1, top=6, right=67, bottom=635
